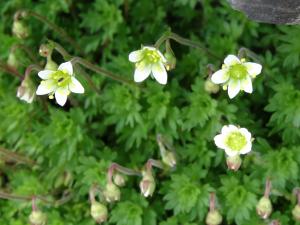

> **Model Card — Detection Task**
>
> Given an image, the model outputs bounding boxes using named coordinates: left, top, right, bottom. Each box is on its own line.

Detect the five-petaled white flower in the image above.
left=211, top=55, right=262, bottom=99
left=36, top=61, right=84, bottom=106
left=214, top=125, right=252, bottom=157
left=129, top=46, right=168, bottom=85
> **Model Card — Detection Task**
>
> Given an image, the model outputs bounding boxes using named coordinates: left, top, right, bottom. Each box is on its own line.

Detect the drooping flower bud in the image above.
left=113, top=173, right=126, bottom=187
left=206, top=210, right=223, bottom=225
left=257, top=179, right=272, bottom=219
left=256, top=196, right=272, bottom=219
left=206, top=193, right=222, bottom=225
left=164, top=40, right=176, bottom=71
left=91, top=201, right=108, bottom=224
left=164, top=52, right=176, bottom=71
left=12, top=20, right=29, bottom=39
left=103, top=182, right=121, bottom=203
left=204, top=79, right=219, bottom=94
left=162, top=151, right=176, bottom=168
left=157, top=134, right=176, bottom=168
left=226, top=155, right=242, bottom=171
left=29, top=210, right=47, bottom=225
left=139, top=171, right=156, bottom=197
left=292, top=205, right=300, bottom=221
left=17, top=75, right=36, bottom=103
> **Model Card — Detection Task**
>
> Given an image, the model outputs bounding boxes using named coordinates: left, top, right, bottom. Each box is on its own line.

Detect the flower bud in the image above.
left=205, top=210, right=222, bottom=225
left=103, top=183, right=121, bottom=203
left=12, top=20, right=29, bottom=39
left=162, top=151, right=176, bottom=168
left=91, top=201, right=108, bottom=224
left=226, top=155, right=242, bottom=171
left=256, top=196, right=272, bottom=219
left=113, top=173, right=126, bottom=187
left=139, top=171, right=156, bottom=197
left=205, top=79, right=219, bottom=94
left=164, top=52, right=176, bottom=71
left=29, top=210, right=47, bottom=225
left=292, top=205, right=300, bottom=221
left=39, top=44, right=53, bottom=58
left=7, top=51, right=19, bottom=68
left=17, top=75, right=35, bottom=103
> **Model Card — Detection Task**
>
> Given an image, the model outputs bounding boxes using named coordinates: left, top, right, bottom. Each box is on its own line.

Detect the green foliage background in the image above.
left=0, top=0, right=300, bottom=224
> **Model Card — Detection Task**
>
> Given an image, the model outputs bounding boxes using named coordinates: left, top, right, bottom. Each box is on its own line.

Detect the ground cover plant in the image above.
left=0, top=0, right=300, bottom=224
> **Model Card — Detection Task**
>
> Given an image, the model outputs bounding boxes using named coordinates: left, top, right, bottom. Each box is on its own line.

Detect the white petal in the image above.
left=228, top=79, right=241, bottom=99
left=221, top=125, right=238, bottom=134
left=36, top=80, right=56, bottom=95
left=244, top=62, right=262, bottom=77
left=240, top=76, right=253, bottom=93
left=129, top=50, right=143, bottom=63
left=240, top=142, right=252, bottom=154
left=38, top=70, right=54, bottom=79
left=58, top=61, right=73, bottom=75
left=134, top=62, right=151, bottom=83
left=239, top=128, right=252, bottom=141
left=152, top=62, right=167, bottom=85
left=224, top=147, right=239, bottom=157
left=211, top=69, right=229, bottom=84
left=224, top=55, right=240, bottom=66
left=143, top=46, right=156, bottom=51
left=55, top=87, right=69, bottom=106
left=214, top=134, right=226, bottom=149
left=156, top=50, right=167, bottom=63
left=69, top=77, right=84, bottom=94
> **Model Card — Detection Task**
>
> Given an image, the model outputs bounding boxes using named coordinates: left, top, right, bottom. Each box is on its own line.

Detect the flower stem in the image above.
left=264, top=178, right=272, bottom=198
left=209, top=192, right=216, bottom=212
left=238, top=47, right=261, bottom=63
left=24, top=64, right=43, bottom=80
left=0, top=147, right=35, bottom=166
left=154, top=31, right=220, bottom=60
left=0, top=190, right=73, bottom=206
left=11, top=44, right=40, bottom=64
left=71, top=57, right=137, bottom=87
left=49, top=40, right=138, bottom=89
left=147, top=159, right=164, bottom=170
left=17, top=10, right=84, bottom=54
left=168, top=32, right=220, bottom=59
left=107, top=163, right=142, bottom=183
left=0, top=61, right=23, bottom=79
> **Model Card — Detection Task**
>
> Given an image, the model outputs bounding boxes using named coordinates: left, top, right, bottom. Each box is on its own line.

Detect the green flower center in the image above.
left=226, top=131, right=247, bottom=151
left=229, top=64, right=247, bottom=80
left=51, top=70, right=71, bottom=87
left=143, top=48, right=161, bottom=64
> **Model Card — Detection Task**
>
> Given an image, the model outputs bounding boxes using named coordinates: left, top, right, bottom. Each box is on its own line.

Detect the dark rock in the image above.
left=228, top=0, right=300, bottom=24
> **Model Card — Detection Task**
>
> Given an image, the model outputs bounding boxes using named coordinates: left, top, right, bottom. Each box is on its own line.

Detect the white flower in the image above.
left=214, top=125, right=252, bottom=157
left=36, top=61, right=84, bottom=106
left=211, top=55, right=262, bottom=99
left=129, top=46, right=168, bottom=85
